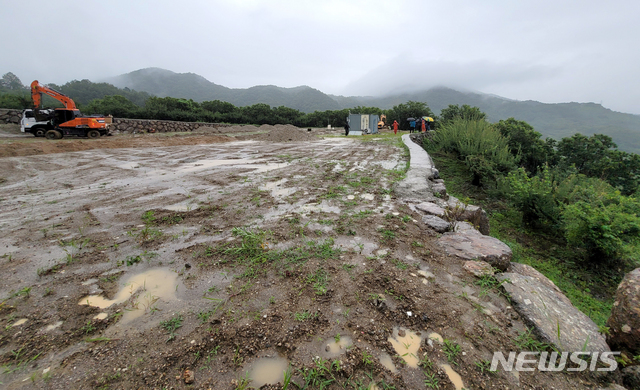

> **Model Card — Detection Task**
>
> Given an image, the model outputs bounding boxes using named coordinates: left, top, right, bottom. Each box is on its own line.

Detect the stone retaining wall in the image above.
left=108, top=118, right=232, bottom=134
left=0, top=109, right=21, bottom=124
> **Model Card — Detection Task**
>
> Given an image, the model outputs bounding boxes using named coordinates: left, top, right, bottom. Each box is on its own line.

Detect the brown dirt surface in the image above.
left=252, top=124, right=321, bottom=142
left=0, top=133, right=233, bottom=158
left=0, top=131, right=613, bottom=389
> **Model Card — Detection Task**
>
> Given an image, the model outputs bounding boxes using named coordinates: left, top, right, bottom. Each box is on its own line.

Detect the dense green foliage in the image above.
left=439, top=104, right=486, bottom=124
left=426, top=119, right=516, bottom=185
left=424, top=107, right=640, bottom=269
left=495, top=118, right=556, bottom=174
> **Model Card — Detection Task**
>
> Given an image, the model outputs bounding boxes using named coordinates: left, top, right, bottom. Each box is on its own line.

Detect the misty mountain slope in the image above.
left=106, top=67, right=232, bottom=102
left=105, top=68, right=340, bottom=112
left=104, top=68, right=640, bottom=153
left=229, top=85, right=341, bottom=112
left=342, top=87, right=640, bottom=154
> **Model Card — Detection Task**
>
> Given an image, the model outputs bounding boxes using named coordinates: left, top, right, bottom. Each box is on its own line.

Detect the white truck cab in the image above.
left=21, top=109, right=52, bottom=137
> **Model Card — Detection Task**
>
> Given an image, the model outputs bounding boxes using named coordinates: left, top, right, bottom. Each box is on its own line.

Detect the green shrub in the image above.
left=425, top=119, right=516, bottom=186
left=499, top=166, right=562, bottom=227
left=563, top=187, right=640, bottom=264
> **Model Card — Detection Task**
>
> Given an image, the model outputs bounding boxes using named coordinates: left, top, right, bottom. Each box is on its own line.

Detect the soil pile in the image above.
left=253, top=124, right=320, bottom=142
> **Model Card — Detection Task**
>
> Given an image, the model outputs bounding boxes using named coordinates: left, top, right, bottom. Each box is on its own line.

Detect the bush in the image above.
left=562, top=185, right=640, bottom=264
left=499, top=165, right=562, bottom=227
left=425, top=119, right=516, bottom=185
left=494, top=118, right=556, bottom=174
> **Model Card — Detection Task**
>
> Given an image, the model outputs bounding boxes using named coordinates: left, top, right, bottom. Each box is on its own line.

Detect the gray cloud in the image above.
left=1, top=0, right=639, bottom=114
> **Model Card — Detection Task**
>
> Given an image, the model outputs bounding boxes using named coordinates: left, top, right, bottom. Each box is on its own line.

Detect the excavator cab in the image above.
left=53, top=109, right=79, bottom=126
left=33, top=108, right=55, bottom=122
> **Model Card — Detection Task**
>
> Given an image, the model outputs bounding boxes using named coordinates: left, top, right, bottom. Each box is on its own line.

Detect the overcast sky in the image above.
left=2, top=0, right=639, bottom=114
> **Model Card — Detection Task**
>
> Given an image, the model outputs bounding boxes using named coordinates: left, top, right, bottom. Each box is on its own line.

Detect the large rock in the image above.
left=437, top=222, right=512, bottom=270
left=447, top=196, right=490, bottom=235
left=508, top=263, right=570, bottom=304
left=416, top=202, right=446, bottom=217
left=496, top=272, right=610, bottom=353
left=607, top=268, right=640, bottom=354
left=422, top=215, right=450, bottom=233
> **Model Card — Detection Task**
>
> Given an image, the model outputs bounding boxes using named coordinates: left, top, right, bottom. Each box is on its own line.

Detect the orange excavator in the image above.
left=30, top=80, right=111, bottom=139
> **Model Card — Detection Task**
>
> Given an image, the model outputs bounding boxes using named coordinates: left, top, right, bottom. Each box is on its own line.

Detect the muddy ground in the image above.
left=0, top=126, right=611, bottom=389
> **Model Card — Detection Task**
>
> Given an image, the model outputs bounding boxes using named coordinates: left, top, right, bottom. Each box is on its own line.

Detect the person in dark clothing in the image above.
left=409, top=120, right=416, bottom=133
left=344, top=122, right=350, bottom=136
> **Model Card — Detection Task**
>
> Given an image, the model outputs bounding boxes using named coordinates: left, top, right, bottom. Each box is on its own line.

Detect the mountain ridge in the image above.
left=104, top=68, right=640, bottom=153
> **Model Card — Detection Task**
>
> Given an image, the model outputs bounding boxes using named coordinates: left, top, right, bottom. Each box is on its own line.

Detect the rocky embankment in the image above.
left=396, top=133, right=616, bottom=361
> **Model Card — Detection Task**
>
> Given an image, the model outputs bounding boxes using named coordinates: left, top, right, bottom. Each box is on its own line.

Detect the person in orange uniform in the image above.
left=421, top=119, right=426, bottom=132
left=393, top=120, right=399, bottom=134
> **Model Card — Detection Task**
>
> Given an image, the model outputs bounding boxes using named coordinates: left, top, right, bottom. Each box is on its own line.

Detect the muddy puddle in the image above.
left=323, top=335, right=353, bottom=357
left=164, top=203, right=197, bottom=212
left=246, top=356, right=289, bottom=388
left=79, top=268, right=179, bottom=323
left=387, top=327, right=422, bottom=368
left=12, top=318, right=27, bottom=327
left=260, top=178, right=297, bottom=197
left=45, top=321, right=63, bottom=331
left=440, top=364, right=465, bottom=390
left=428, top=332, right=443, bottom=343
left=378, top=352, right=397, bottom=373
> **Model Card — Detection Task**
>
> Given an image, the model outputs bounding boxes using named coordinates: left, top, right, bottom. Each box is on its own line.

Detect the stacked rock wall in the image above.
left=107, top=118, right=233, bottom=133
left=0, top=109, right=21, bottom=124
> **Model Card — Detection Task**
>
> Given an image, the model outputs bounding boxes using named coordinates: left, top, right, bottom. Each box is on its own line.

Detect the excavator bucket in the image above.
left=33, top=109, right=54, bottom=122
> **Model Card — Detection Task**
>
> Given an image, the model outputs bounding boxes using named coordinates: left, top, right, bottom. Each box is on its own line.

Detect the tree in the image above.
left=386, top=101, right=434, bottom=130
left=83, top=95, right=140, bottom=118
left=495, top=118, right=555, bottom=174
left=0, top=72, right=25, bottom=91
left=557, top=133, right=616, bottom=177
left=555, top=133, right=638, bottom=195
left=201, top=100, right=236, bottom=114
left=439, top=104, right=486, bottom=124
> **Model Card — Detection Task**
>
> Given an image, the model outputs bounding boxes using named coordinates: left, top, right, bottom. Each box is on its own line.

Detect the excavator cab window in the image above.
left=54, top=109, right=78, bottom=125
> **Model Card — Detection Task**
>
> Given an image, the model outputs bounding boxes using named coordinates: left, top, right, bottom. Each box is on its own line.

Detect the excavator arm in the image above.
left=30, top=80, right=77, bottom=110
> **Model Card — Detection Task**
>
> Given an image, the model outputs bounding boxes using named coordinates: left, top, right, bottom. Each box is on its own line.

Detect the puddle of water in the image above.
left=440, top=364, right=465, bottom=390
left=253, top=162, right=291, bottom=173
left=247, top=357, right=289, bottom=388
left=260, top=179, right=297, bottom=197
left=118, top=162, right=139, bottom=169
left=93, top=313, right=108, bottom=320
left=323, top=336, right=353, bottom=357
left=81, top=278, right=98, bottom=286
left=181, top=159, right=256, bottom=172
left=45, top=321, right=63, bottom=331
left=13, top=318, right=27, bottom=326
left=79, top=268, right=179, bottom=322
left=177, top=159, right=291, bottom=174
left=298, top=201, right=341, bottom=214
left=387, top=328, right=422, bottom=368
left=428, top=332, right=443, bottom=343
left=164, top=204, right=196, bottom=212
left=374, top=160, right=400, bottom=170
left=379, top=352, right=397, bottom=373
